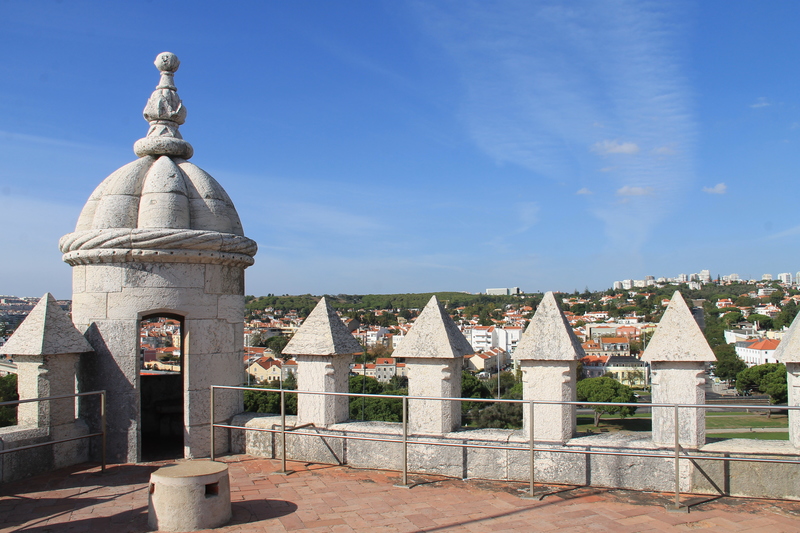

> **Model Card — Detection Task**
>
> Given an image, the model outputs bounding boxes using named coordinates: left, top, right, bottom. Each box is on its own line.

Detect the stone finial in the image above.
left=283, top=298, right=363, bottom=356
left=775, top=312, right=800, bottom=363
left=513, top=292, right=584, bottom=361
left=641, top=291, right=715, bottom=363
left=392, top=296, right=473, bottom=359
left=0, top=293, right=93, bottom=356
left=133, top=52, right=194, bottom=159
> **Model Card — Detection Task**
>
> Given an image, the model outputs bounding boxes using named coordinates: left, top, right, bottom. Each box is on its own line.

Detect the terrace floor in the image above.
left=1, top=455, right=799, bottom=532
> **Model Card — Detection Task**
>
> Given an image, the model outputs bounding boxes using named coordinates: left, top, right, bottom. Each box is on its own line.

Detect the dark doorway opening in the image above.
left=140, top=313, right=184, bottom=461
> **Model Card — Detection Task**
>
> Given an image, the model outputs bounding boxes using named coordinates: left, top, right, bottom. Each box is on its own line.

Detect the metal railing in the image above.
left=0, top=390, right=107, bottom=472
left=210, top=385, right=800, bottom=508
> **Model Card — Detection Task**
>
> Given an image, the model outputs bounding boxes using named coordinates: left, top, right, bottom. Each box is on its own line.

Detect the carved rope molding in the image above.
left=59, top=228, right=257, bottom=267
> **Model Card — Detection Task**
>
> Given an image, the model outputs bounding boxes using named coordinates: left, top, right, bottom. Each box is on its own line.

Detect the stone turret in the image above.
left=393, top=296, right=473, bottom=435
left=513, top=292, right=583, bottom=443
left=0, top=293, right=93, bottom=473
left=283, top=298, right=362, bottom=427
left=0, top=294, right=92, bottom=429
left=642, top=291, right=714, bottom=448
left=775, top=312, right=800, bottom=448
left=60, top=53, right=257, bottom=462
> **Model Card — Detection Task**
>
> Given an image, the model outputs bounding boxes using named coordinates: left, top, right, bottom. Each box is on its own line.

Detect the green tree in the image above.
left=475, top=401, right=522, bottom=429
left=487, top=371, right=517, bottom=399
left=576, top=376, right=637, bottom=426
left=775, top=301, right=798, bottom=330
left=243, top=378, right=297, bottom=415
left=748, top=314, right=773, bottom=330
left=0, top=373, right=18, bottom=427
left=348, top=375, right=403, bottom=422
left=265, top=335, right=291, bottom=360
left=770, top=290, right=785, bottom=306
left=721, top=311, right=744, bottom=327
left=712, top=344, right=746, bottom=384
left=736, top=363, right=787, bottom=412
left=461, top=371, right=492, bottom=424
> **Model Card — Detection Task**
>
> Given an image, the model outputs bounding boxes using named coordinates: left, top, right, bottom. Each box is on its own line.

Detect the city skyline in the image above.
left=2, top=1, right=800, bottom=299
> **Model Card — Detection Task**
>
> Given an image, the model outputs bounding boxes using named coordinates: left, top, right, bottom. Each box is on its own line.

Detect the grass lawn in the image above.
left=706, top=432, right=789, bottom=441
left=705, top=414, right=787, bottom=430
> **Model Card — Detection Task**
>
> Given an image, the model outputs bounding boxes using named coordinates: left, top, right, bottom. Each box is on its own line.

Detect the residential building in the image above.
left=247, top=356, right=283, bottom=383
left=604, top=355, right=649, bottom=388
left=372, top=357, right=406, bottom=383
left=581, top=355, right=608, bottom=378
left=468, top=325, right=495, bottom=352
left=493, top=326, right=524, bottom=353
left=486, top=287, right=521, bottom=296
left=735, top=338, right=781, bottom=366
left=716, top=298, right=735, bottom=309
left=465, top=347, right=508, bottom=373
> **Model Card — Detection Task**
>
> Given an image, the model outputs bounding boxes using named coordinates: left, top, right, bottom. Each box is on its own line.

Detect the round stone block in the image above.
left=148, top=460, right=231, bottom=531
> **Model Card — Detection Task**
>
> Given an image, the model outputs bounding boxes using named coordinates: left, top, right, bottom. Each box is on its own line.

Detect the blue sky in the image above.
left=1, top=1, right=800, bottom=299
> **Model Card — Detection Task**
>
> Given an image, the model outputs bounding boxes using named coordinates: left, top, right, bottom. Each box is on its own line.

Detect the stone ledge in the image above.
left=228, top=414, right=800, bottom=500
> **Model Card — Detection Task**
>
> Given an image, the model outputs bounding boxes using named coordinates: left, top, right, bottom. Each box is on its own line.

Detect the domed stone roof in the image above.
left=60, top=53, right=257, bottom=267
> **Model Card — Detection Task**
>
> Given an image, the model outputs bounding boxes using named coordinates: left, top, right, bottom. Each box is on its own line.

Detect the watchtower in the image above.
left=59, top=53, right=257, bottom=462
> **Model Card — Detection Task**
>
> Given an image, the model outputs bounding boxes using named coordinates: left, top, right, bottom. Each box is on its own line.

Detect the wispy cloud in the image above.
left=768, top=225, right=800, bottom=240
left=516, top=202, right=540, bottom=232
left=576, top=187, right=593, bottom=195
left=750, top=97, right=771, bottom=109
left=653, top=145, right=678, bottom=156
left=0, top=130, right=102, bottom=151
left=617, top=185, right=654, bottom=196
left=592, top=140, right=640, bottom=155
left=416, top=1, right=695, bottom=252
left=703, top=183, right=727, bottom=194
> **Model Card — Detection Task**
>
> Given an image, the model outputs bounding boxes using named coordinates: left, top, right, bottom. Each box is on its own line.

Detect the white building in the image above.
left=493, top=326, right=524, bottom=353
left=778, top=272, right=793, bottom=285
left=735, top=338, right=780, bottom=366
left=468, top=326, right=495, bottom=351
left=762, top=273, right=774, bottom=281
left=486, top=287, right=521, bottom=296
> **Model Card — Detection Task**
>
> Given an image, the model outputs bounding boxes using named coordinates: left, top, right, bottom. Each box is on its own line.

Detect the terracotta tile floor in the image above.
left=2, top=455, right=800, bottom=532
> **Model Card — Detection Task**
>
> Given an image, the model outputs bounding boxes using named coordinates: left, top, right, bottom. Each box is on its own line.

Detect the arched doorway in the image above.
left=139, top=313, right=184, bottom=460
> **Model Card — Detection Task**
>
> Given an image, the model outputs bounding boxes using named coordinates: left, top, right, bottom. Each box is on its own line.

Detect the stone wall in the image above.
left=230, top=413, right=800, bottom=500
left=73, top=262, right=245, bottom=463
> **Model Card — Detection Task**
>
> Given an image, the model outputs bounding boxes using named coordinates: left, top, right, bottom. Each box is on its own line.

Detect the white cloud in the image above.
left=516, top=202, right=539, bottom=231
left=768, top=225, right=800, bottom=240
left=617, top=185, right=654, bottom=196
left=750, top=97, right=770, bottom=109
left=599, top=166, right=616, bottom=173
left=576, top=187, right=593, bottom=195
left=591, top=140, right=640, bottom=155
left=702, top=183, right=727, bottom=194
left=416, top=1, right=694, bottom=251
left=652, top=145, right=678, bottom=156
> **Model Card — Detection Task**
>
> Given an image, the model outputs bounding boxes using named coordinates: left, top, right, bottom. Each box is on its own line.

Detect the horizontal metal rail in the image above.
left=211, top=384, right=799, bottom=504
left=0, top=390, right=106, bottom=472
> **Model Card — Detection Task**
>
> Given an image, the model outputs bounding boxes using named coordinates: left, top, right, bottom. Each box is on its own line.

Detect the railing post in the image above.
left=522, top=399, right=537, bottom=499
left=100, top=390, right=107, bottom=473
left=210, top=386, right=216, bottom=461
left=394, top=396, right=411, bottom=488
left=277, top=389, right=293, bottom=475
